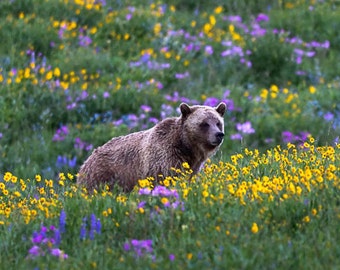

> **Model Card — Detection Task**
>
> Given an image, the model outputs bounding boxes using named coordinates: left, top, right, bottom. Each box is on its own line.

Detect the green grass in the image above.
left=0, top=0, right=340, bottom=269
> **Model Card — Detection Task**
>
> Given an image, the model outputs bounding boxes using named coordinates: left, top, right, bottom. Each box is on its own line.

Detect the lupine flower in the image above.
left=59, top=210, right=66, bottom=233
left=80, top=217, right=87, bottom=240
left=28, top=224, right=68, bottom=260
left=56, top=155, right=77, bottom=168
left=81, top=214, right=101, bottom=241
left=95, top=218, right=101, bottom=234
left=54, top=229, right=61, bottom=245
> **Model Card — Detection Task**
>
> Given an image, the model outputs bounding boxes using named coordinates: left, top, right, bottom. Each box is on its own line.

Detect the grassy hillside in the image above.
left=0, top=0, right=339, bottom=269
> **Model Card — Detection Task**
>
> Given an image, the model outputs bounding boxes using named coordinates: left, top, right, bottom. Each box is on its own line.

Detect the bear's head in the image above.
left=180, top=102, right=226, bottom=151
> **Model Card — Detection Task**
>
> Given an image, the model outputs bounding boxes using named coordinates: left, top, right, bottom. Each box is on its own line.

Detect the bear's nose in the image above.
left=216, top=132, right=224, bottom=140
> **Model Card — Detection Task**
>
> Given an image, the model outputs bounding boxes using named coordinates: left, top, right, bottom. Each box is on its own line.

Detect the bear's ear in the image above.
left=180, top=103, right=192, bottom=118
left=215, top=102, right=226, bottom=116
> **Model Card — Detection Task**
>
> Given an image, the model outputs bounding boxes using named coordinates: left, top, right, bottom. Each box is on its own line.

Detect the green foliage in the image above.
left=0, top=0, right=340, bottom=267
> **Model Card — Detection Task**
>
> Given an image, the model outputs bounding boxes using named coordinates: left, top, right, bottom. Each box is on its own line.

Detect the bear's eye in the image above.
left=200, top=122, right=210, bottom=128
left=217, top=122, right=222, bottom=129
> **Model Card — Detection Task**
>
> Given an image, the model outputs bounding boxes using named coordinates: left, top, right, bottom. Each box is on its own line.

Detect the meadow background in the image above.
left=0, top=0, right=340, bottom=269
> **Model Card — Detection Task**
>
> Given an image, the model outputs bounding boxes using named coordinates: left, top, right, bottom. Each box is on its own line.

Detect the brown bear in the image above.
left=77, top=102, right=226, bottom=192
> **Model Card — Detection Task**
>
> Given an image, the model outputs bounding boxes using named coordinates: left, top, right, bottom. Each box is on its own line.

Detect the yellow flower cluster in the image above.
left=1, top=60, right=100, bottom=92
left=134, top=138, right=339, bottom=208
left=200, top=6, right=244, bottom=44
left=197, top=139, right=339, bottom=206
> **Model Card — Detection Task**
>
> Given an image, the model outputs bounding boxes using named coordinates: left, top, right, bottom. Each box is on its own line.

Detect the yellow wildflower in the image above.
left=251, top=222, right=259, bottom=234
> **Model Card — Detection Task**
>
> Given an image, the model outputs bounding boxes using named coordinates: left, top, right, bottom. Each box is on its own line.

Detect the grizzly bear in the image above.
left=77, top=102, right=226, bottom=192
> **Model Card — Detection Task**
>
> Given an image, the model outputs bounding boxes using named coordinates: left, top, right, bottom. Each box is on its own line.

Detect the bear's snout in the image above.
left=215, top=132, right=224, bottom=144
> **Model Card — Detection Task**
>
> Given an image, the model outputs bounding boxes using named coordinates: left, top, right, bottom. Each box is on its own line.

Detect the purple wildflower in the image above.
left=139, top=188, right=152, bottom=195
left=79, top=35, right=92, bottom=47
left=282, top=131, right=294, bottom=143
left=296, top=70, right=307, bottom=76
left=294, top=48, right=305, bottom=56
left=89, top=215, right=96, bottom=240
left=130, top=239, right=153, bottom=257
left=299, top=132, right=310, bottom=142
left=29, top=245, right=42, bottom=257
left=141, top=105, right=152, bottom=113
left=169, top=254, right=175, bottom=261
left=50, top=248, right=68, bottom=259
left=205, top=45, right=214, bottom=55
left=54, top=229, right=61, bottom=245
left=256, top=13, right=269, bottom=22
left=251, top=25, right=266, bottom=37
left=221, top=49, right=232, bottom=57
left=175, top=71, right=190, bottom=79
left=305, top=51, right=316, bottom=57
left=149, top=117, right=159, bottom=124
left=324, top=112, right=334, bottom=121
left=28, top=224, right=68, bottom=260
left=140, top=53, right=151, bottom=63
left=80, top=219, right=87, bottom=240
left=103, top=91, right=110, bottom=98
left=113, top=119, right=124, bottom=126
left=123, top=242, right=131, bottom=251
left=32, top=232, right=44, bottom=244
left=156, top=81, right=163, bottom=89
left=137, top=201, right=147, bottom=209
left=74, top=138, right=93, bottom=152
left=204, top=97, right=220, bottom=107
left=230, top=133, right=242, bottom=140
left=96, top=218, right=101, bottom=234
left=59, top=210, right=66, bottom=233
left=126, top=13, right=132, bottom=20
left=236, top=121, right=255, bottom=134
left=228, top=15, right=242, bottom=22
left=52, top=125, right=69, bottom=141
left=66, top=102, right=77, bottom=110
left=56, top=155, right=77, bottom=168
left=296, top=56, right=303, bottom=65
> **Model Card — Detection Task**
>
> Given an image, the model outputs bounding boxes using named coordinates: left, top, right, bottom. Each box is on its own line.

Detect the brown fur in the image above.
left=77, top=102, right=226, bottom=192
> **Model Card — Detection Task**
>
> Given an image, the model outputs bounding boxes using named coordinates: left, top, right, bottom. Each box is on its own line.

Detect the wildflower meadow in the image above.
left=0, top=0, right=340, bottom=269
